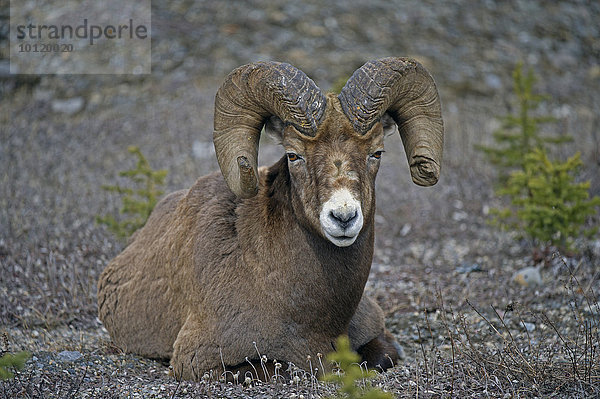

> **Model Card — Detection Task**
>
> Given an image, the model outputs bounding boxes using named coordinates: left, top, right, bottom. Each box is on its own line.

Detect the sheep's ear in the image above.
left=264, top=116, right=285, bottom=143
left=381, top=113, right=398, bottom=137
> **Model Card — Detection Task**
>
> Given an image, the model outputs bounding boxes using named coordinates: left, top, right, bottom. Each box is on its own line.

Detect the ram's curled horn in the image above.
left=213, top=61, right=327, bottom=198
left=338, top=57, right=444, bottom=187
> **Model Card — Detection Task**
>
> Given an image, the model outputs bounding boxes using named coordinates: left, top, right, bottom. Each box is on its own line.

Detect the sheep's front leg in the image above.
left=348, top=295, right=404, bottom=370
left=356, top=329, right=403, bottom=370
left=171, top=313, right=220, bottom=381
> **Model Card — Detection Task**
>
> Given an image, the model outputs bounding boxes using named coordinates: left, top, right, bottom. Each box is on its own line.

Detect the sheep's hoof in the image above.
left=356, top=330, right=404, bottom=371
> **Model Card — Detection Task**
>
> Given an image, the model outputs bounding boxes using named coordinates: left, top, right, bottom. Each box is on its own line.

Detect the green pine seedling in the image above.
left=479, top=63, right=598, bottom=253
left=322, top=336, right=393, bottom=399
left=477, top=62, right=571, bottom=183
left=0, top=351, right=30, bottom=380
left=97, top=146, right=168, bottom=240
left=491, top=149, right=600, bottom=252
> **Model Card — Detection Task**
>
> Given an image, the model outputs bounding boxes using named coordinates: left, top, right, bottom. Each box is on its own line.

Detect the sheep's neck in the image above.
left=239, top=158, right=375, bottom=336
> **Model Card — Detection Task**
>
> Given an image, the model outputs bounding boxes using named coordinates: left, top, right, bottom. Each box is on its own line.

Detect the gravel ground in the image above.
left=1, top=0, right=600, bottom=397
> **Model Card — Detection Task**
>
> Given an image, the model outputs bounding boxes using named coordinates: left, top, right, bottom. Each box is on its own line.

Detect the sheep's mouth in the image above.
left=324, top=232, right=359, bottom=247
left=334, top=235, right=354, bottom=240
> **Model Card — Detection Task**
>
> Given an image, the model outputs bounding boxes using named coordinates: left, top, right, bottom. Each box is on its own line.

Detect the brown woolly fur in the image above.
left=98, top=59, right=443, bottom=381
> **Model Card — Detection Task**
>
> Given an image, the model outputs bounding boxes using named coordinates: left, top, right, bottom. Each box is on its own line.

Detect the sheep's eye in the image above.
left=287, top=152, right=300, bottom=162
left=370, top=151, right=384, bottom=160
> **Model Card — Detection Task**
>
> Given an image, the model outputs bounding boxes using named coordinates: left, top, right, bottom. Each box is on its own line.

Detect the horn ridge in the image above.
left=213, top=61, right=326, bottom=198
left=338, top=57, right=444, bottom=187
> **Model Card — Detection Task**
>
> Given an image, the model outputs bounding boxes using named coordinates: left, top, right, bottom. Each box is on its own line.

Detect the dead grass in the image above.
left=1, top=252, right=598, bottom=398
left=396, top=253, right=600, bottom=398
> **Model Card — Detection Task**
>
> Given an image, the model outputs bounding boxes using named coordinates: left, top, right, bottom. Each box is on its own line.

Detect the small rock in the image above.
left=522, top=322, right=536, bottom=332
left=57, top=350, right=83, bottom=362
left=51, top=97, right=85, bottom=115
left=512, top=267, right=542, bottom=287
left=586, top=302, right=600, bottom=315
left=399, top=223, right=411, bottom=236
left=484, top=73, right=502, bottom=90
left=452, top=211, right=468, bottom=222
left=455, top=263, right=483, bottom=274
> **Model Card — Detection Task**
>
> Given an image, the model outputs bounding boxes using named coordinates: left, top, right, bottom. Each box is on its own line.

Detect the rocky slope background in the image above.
left=1, top=0, right=599, bottom=397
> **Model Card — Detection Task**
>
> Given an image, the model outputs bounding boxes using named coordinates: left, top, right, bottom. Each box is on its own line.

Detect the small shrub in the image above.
left=322, top=336, right=393, bottom=399
left=97, top=146, right=167, bottom=240
left=492, top=148, right=600, bottom=251
left=479, top=63, right=598, bottom=253
left=0, top=351, right=30, bottom=380
left=477, top=62, right=571, bottom=182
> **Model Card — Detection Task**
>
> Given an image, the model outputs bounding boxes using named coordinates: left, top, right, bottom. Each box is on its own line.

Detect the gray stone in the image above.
left=51, top=97, right=85, bottom=116
left=57, top=350, right=83, bottom=362
left=522, top=322, right=536, bottom=332
left=513, top=267, right=542, bottom=287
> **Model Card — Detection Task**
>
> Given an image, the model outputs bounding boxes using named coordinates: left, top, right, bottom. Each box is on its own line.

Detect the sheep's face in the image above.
left=278, top=98, right=389, bottom=247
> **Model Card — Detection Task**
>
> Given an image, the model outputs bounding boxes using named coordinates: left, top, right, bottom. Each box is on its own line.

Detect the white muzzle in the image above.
left=319, top=189, right=364, bottom=247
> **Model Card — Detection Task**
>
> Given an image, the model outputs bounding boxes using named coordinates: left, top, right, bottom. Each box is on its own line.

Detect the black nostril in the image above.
left=330, top=210, right=357, bottom=227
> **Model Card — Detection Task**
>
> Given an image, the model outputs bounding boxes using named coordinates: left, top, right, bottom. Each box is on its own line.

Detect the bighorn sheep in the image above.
left=98, top=57, right=443, bottom=381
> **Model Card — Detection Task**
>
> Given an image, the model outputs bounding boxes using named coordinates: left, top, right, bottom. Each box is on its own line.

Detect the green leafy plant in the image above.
left=97, top=146, right=168, bottom=240
left=492, top=149, right=600, bottom=251
left=479, top=63, right=598, bottom=253
left=477, top=62, right=571, bottom=182
left=0, top=351, right=30, bottom=380
left=322, top=336, right=393, bottom=399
